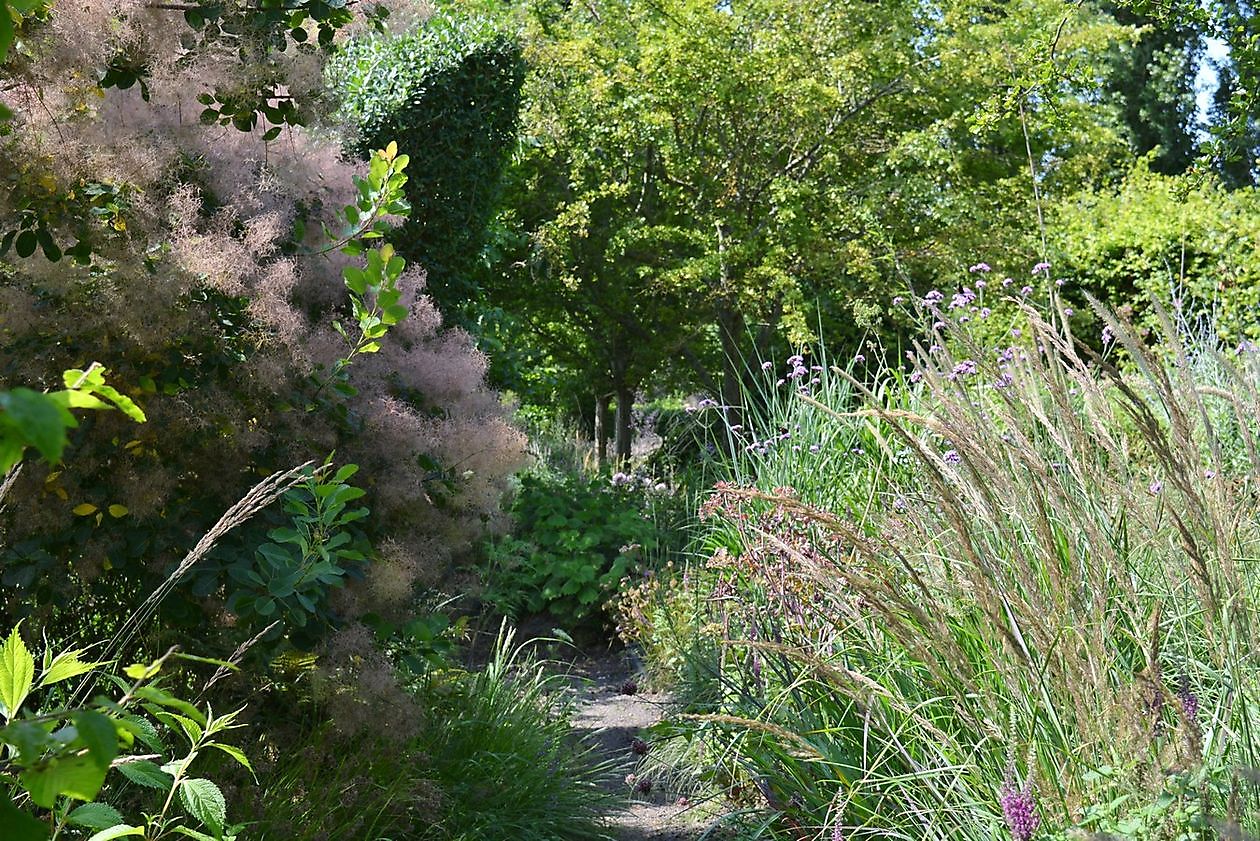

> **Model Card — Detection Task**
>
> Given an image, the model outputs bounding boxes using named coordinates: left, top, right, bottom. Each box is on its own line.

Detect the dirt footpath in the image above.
left=568, top=652, right=717, bottom=841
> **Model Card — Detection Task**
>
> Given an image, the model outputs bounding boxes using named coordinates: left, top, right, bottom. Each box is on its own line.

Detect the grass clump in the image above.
left=411, top=628, right=617, bottom=841
left=621, top=291, right=1260, bottom=839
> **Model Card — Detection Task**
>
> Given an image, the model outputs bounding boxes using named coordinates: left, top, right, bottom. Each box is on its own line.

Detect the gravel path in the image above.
left=568, top=652, right=717, bottom=841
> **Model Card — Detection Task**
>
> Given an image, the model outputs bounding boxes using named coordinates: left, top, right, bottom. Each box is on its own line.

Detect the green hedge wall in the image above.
left=328, top=13, right=525, bottom=317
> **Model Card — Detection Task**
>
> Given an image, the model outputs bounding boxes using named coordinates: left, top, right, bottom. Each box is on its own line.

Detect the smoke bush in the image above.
left=0, top=3, right=526, bottom=657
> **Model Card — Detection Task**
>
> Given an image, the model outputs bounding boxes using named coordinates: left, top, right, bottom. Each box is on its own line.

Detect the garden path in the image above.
left=569, top=652, right=716, bottom=841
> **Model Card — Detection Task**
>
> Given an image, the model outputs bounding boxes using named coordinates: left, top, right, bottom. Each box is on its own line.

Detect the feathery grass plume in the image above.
left=70, top=462, right=315, bottom=706
left=640, top=292, right=1260, bottom=838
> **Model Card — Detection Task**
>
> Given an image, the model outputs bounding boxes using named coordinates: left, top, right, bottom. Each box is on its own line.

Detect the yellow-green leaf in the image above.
left=40, top=649, right=103, bottom=687
left=108, top=505, right=128, bottom=518
left=0, top=625, right=35, bottom=720
left=73, top=503, right=98, bottom=516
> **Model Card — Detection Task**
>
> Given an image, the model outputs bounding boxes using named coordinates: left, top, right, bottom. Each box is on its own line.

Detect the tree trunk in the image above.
left=594, top=393, right=610, bottom=469
left=717, top=303, right=746, bottom=432
left=614, top=386, right=634, bottom=468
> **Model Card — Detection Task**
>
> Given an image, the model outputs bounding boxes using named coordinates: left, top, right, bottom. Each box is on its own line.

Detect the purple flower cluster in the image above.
left=1032, top=261, right=1051, bottom=276
left=950, top=288, right=977, bottom=310
left=999, top=772, right=1040, bottom=841
left=948, top=359, right=978, bottom=380
left=1177, top=676, right=1200, bottom=720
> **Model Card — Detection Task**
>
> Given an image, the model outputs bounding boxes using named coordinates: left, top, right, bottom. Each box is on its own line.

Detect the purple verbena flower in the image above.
left=969, top=262, right=992, bottom=273
left=1020, top=285, right=1033, bottom=296
left=1149, top=479, right=1163, bottom=495
left=943, top=449, right=961, bottom=465
left=1032, top=261, right=1051, bottom=275
left=924, top=290, right=945, bottom=306
left=950, top=288, right=977, bottom=309
left=947, top=359, right=978, bottom=380
left=761, top=360, right=773, bottom=371
left=1177, top=676, right=1200, bottom=721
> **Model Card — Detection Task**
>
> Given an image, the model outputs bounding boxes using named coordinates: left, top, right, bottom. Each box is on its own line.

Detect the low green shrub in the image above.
left=480, top=470, right=666, bottom=628
left=1053, top=163, right=1260, bottom=344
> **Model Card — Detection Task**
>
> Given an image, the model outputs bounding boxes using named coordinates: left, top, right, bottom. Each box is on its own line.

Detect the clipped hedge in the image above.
left=327, top=13, right=525, bottom=316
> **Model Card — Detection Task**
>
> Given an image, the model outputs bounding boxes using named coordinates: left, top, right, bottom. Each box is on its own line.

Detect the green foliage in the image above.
left=0, top=363, right=146, bottom=473
left=201, top=462, right=371, bottom=643
left=327, top=11, right=525, bottom=314
left=0, top=628, right=250, bottom=841
left=0, top=178, right=129, bottom=265
left=1052, top=164, right=1260, bottom=342
left=1100, top=2, right=1203, bottom=175
left=410, top=627, right=615, bottom=840
left=480, top=471, right=662, bottom=627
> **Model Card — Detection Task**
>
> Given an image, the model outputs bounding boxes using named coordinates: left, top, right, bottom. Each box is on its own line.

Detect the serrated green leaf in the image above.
left=155, top=711, right=203, bottom=744
left=74, top=710, right=119, bottom=770
left=67, top=802, right=126, bottom=830
left=116, top=716, right=164, bottom=752
left=22, top=754, right=108, bottom=806
left=91, top=384, right=146, bottom=423
left=41, top=649, right=103, bottom=686
left=207, top=742, right=253, bottom=774
left=180, top=778, right=227, bottom=833
left=117, top=758, right=174, bottom=790
left=0, top=625, right=36, bottom=720
left=133, top=686, right=204, bottom=725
